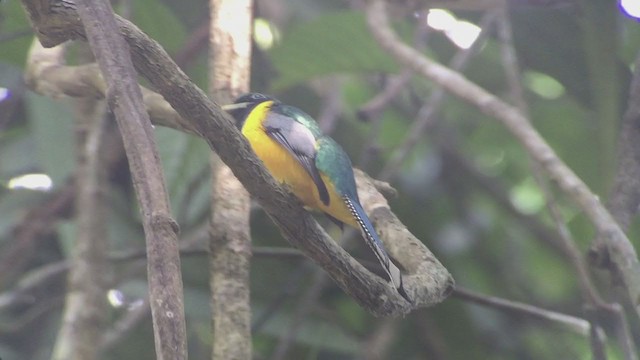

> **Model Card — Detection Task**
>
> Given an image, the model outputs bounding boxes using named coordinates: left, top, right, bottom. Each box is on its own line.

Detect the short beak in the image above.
left=221, top=102, right=249, bottom=111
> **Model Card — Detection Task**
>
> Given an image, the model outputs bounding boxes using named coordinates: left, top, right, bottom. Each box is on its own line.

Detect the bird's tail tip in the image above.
left=389, top=262, right=412, bottom=303
left=396, top=276, right=412, bottom=303
left=342, top=196, right=412, bottom=303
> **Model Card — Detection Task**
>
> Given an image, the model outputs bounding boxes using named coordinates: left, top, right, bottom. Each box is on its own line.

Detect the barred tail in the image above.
left=343, top=196, right=410, bottom=302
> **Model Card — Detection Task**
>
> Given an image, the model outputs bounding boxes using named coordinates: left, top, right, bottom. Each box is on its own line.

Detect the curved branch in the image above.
left=20, top=0, right=453, bottom=316
left=364, top=0, right=640, bottom=317
left=25, top=40, right=198, bottom=135
left=355, top=170, right=454, bottom=303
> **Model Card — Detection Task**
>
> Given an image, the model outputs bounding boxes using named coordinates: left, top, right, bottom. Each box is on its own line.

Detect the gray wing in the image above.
left=264, top=113, right=330, bottom=206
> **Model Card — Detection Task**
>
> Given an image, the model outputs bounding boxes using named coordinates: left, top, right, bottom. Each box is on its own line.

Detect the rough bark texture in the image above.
left=20, top=0, right=453, bottom=316
left=208, top=1, right=253, bottom=359
left=73, top=0, right=187, bottom=358
left=209, top=165, right=252, bottom=359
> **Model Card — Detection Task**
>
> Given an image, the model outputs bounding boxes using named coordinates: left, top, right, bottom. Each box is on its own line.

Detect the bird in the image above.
left=222, top=93, right=410, bottom=302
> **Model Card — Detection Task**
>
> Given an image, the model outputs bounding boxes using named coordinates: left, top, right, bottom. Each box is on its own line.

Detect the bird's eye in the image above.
left=251, top=93, right=267, bottom=100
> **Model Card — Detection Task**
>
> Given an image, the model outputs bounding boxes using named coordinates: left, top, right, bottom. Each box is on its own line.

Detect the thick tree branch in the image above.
left=209, top=162, right=253, bottom=359
left=120, top=16, right=452, bottom=314
left=20, top=0, right=452, bottom=316
left=365, top=0, right=640, bottom=317
left=72, top=0, right=186, bottom=358
left=355, top=169, right=452, bottom=301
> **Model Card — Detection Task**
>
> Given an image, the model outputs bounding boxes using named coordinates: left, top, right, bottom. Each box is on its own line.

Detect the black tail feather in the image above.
left=343, top=196, right=410, bottom=302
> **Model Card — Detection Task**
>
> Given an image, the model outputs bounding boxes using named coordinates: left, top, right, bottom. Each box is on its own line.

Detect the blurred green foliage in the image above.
left=0, top=0, right=638, bottom=359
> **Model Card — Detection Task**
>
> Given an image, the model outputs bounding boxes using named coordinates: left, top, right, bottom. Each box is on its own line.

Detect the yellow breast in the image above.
left=241, top=101, right=357, bottom=228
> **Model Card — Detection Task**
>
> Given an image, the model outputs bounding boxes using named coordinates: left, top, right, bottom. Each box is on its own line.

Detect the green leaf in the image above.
left=26, top=93, right=76, bottom=186
left=269, top=11, right=400, bottom=90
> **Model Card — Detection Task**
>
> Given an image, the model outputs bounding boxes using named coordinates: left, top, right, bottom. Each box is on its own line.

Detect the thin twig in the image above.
left=365, top=0, right=640, bottom=318
left=497, top=4, right=606, bottom=310
left=453, top=287, right=602, bottom=338
left=357, top=70, right=413, bottom=122
left=497, top=11, right=640, bottom=359
left=357, top=17, right=432, bottom=169
left=440, top=143, right=568, bottom=257
left=0, top=244, right=306, bottom=312
left=378, top=10, right=499, bottom=181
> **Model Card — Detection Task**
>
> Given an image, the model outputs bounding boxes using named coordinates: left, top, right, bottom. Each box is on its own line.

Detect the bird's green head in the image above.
left=222, top=93, right=278, bottom=129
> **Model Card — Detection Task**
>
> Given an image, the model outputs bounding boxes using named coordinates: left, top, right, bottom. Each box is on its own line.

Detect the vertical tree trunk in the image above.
left=208, top=1, right=254, bottom=359
left=52, top=82, right=109, bottom=360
